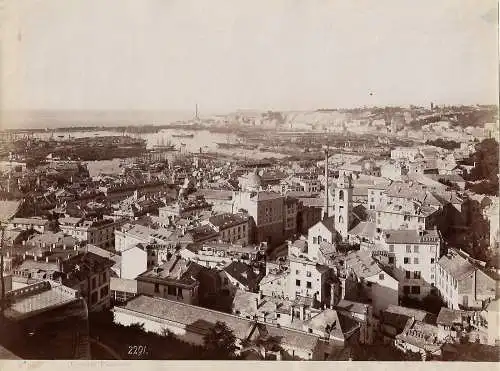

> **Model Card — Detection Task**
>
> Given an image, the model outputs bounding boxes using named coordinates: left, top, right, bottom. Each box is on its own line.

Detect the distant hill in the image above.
left=0, top=110, right=195, bottom=130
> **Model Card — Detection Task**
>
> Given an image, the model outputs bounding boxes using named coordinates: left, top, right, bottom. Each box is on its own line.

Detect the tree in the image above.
left=202, top=321, right=238, bottom=360
left=421, top=293, right=446, bottom=315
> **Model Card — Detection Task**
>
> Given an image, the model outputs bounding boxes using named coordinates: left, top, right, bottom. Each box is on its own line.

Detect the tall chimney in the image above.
left=324, top=147, right=329, bottom=219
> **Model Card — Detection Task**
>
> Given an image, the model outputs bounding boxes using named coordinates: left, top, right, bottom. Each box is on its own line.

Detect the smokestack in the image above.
left=324, top=147, right=329, bottom=219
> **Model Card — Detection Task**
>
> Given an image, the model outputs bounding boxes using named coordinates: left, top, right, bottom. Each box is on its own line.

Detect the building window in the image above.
left=403, top=286, right=410, bottom=295
left=379, top=273, right=384, bottom=280
left=306, top=271, right=312, bottom=277
left=431, top=258, right=435, bottom=264
left=168, top=285, right=176, bottom=296
left=404, top=257, right=410, bottom=264
left=92, top=277, right=97, bottom=290
left=296, top=279, right=301, bottom=287
left=308, top=328, right=313, bottom=334
left=414, top=257, right=419, bottom=264
left=411, top=286, right=420, bottom=294
left=339, top=190, right=344, bottom=201
left=306, top=281, right=312, bottom=289
left=91, top=291, right=98, bottom=304
left=414, top=271, right=421, bottom=279
left=100, top=285, right=109, bottom=298
left=406, top=245, right=411, bottom=253
left=154, top=283, right=160, bottom=293
left=413, top=246, right=419, bottom=253
left=388, top=257, right=395, bottom=264
left=389, top=245, right=394, bottom=252
left=277, top=313, right=280, bottom=318
left=313, top=237, right=317, bottom=244
left=405, top=271, right=411, bottom=279
left=296, top=270, right=300, bottom=275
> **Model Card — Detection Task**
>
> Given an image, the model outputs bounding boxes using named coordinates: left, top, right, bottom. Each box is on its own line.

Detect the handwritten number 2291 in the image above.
left=128, top=345, right=147, bottom=356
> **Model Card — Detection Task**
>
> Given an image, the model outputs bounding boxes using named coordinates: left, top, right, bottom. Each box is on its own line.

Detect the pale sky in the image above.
left=1, top=0, right=498, bottom=112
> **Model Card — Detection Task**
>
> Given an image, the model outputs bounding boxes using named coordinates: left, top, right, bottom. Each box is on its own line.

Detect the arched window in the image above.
left=339, top=216, right=344, bottom=223
left=339, top=190, right=344, bottom=201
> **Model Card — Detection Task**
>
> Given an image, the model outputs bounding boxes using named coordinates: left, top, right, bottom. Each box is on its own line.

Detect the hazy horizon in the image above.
left=2, top=0, right=498, bottom=114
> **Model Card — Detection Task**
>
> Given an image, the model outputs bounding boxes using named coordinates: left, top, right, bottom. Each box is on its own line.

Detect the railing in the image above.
left=5, top=281, right=51, bottom=299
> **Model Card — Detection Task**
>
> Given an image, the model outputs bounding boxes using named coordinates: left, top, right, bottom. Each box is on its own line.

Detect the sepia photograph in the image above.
left=0, top=0, right=499, bottom=364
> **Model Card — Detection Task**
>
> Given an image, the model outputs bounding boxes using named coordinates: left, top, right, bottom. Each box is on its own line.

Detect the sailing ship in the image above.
left=152, top=136, right=175, bottom=151
left=216, top=140, right=258, bottom=150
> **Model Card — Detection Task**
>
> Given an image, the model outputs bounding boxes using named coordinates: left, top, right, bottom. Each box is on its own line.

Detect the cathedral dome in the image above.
left=246, top=170, right=262, bottom=189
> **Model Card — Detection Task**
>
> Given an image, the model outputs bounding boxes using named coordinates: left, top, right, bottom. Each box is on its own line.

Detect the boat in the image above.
left=216, top=134, right=257, bottom=151
left=172, top=133, right=194, bottom=138
left=152, top=136, right=176, bottom=151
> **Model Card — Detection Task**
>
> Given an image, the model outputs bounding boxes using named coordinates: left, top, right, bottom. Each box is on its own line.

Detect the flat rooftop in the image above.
left=3, top=281, right=78, bottom=321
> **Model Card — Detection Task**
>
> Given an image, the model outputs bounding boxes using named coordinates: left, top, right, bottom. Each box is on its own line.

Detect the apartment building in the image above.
left=179, top=242, right=258, bottom=269
left=114, top=223, right=174, bottom=252
left=158, top=197, right=212, bottom=220
left=288, top=254, right=330, bottom=303
left=204, top=212, right=249, bottom=245
left=436, top=248, right=497, bottom=310
left=59, top=217, right=119, bottom=249
left=391, top=147, right=420, bottom=162
left=136, top=255, right=219, bottom=306
left=370, top=229, right=442, bottom=300
left=374, top=199, right=439, bottom=231
left=8, top=217, right=50, bottom=233
left=307, top=217, right=338, bottom=261
left=14, top=252, right=115, bottom=312
left=61, top=252, right=115, bottom=311
left=234, top=190, right=286, bottom=247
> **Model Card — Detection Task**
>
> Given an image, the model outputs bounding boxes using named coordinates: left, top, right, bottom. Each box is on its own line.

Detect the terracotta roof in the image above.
left=224, top=261, right=260, bottom=289
left=436, top=307, right=465, bottom=326
left=348, top=221, right=376, bottom=239
left=320, top=216, right=336, bottom=233
left=383, top=229, right=440, bottom=245
left=208, top=213, right=248, bottom=229
left=118, top=295, right=255, bottom=339
left=110, top=277, right=138, bottom=294
left=438, top=249, right=476, bottom=279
